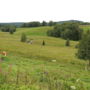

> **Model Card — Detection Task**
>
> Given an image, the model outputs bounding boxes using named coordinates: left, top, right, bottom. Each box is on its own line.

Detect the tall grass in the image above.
left=0, top=61, right=87, bottom=90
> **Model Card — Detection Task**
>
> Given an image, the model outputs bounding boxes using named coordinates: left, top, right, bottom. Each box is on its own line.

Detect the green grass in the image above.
left=15, top=26, right=53, bottom=36
left=0, top=26, right=89, bottom=90
left=80, top=25, right=90, bottom=31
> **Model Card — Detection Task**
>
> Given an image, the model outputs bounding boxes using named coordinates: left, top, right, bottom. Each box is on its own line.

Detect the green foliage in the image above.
left=42, top=21, right=47, bottom=26
left=47, top=24, right=61, bottom=37
left=21, top=33, right=27, bottom=42
left=22, top=21, right=41, bottom=27
left=77, top=31, right=90, bottom=68
left=47, top=23, right=83, bottom=41
left=48, top=21, right=56, bottom=26
left=65, top=39, right=70, bottom=46
left=75, top=43, right=79, bottom=48
left=42, top=40, right=45, bottom=46
left=77, top=32, right=90, bottom=59
left=21, top=21, right=57, bottom=27
left=9, top=29, right=14, bottom=34
left=1, top=25, right=16, bottom=33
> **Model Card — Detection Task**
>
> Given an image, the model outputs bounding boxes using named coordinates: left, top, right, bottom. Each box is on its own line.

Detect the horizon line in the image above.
left=0, top=19, right=89, bottom=23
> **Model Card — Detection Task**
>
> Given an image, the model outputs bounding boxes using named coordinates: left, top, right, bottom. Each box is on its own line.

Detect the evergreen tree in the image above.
left=42, top=21, right=47, bottom=26
left=21, top=33, right=27, bottom=42
left=42, top=40, right=45, bottom=46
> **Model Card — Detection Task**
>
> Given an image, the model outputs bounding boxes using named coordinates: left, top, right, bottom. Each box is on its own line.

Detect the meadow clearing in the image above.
left=0, top=26, right=90, bottom=90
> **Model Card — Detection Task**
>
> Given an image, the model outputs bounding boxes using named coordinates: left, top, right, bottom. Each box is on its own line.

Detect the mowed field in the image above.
left=0, top=26, right=90, bottom=90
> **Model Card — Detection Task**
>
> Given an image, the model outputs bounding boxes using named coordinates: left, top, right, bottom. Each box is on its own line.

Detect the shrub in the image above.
left=21, top=33, right=27, bottom=42
left=65, top=39, right=70, bottom=46
left=42, top=40, right=45, bottom=46
left=9, top=29, right=14, bottom=34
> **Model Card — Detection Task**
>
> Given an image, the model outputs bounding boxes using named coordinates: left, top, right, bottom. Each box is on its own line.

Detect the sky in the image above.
left=0, top=0, right=90, bottom=22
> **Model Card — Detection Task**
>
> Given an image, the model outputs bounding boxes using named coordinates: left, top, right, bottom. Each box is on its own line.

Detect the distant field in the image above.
left=80, top=25, right=90, bottom=31
left=15, top=26, right=53, bottom=36
left=0, top=26, right=89, bottom=89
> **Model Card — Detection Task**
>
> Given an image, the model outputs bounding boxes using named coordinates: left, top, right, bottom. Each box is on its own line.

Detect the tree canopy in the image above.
left=77, top=32, right=90, bottom=60
left=1, top=25, right=16, bottom=33
left=47, top=23, right=83, bottom=41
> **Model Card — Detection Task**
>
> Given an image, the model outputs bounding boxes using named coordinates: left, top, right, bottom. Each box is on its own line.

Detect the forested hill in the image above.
left=57, top=20, right=90, bottom=25
left=0, top=22, right=24, bottom=27
left=0, top=20, right=90, bottom=27
left=57, top=20, right=83, bottom=24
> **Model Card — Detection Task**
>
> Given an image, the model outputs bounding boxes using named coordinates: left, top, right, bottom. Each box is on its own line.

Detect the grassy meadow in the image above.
left=0, top=26, right=90, bottom=90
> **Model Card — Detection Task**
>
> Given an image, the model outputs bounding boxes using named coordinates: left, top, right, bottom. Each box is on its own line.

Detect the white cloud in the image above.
left=0, top=0, right=90, bottom=22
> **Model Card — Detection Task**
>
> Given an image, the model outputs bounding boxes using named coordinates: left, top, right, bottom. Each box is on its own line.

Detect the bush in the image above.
left=42, top=40, right=45, bottom=46
left=21, top=33, right=27, bottom=42
left=65, top=39, right=70, bottom=46
left=42, top=21, right=47, bottom=26
left=9, top=29, right=14, bottom=34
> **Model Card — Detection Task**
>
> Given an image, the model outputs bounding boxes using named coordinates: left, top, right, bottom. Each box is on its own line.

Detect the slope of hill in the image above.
left=57, top=20, right=84, bottom=24
left=0, top=26, right=89, bottom=89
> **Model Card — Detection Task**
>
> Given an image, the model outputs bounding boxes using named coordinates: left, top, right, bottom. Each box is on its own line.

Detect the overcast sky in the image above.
left=0, top=0, right=90, bottom=22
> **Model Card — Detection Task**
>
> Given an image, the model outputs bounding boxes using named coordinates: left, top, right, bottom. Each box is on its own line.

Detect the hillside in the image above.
left=0, top=20, right=89, bottom=28
left=0, top=22, right=24, bottom=27
left=57, top=20, right=84, bottom=24
left=0, top=26, right=90, bottom=90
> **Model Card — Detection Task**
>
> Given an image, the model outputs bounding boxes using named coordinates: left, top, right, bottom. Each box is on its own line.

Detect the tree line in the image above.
left=47, top=23, right=83, bottom=41
left=21, top=21, right=56, bottom=27
left=0, top=25, right=16, bottom=34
